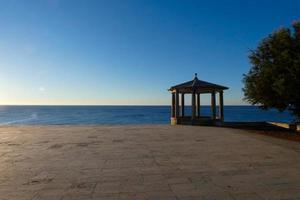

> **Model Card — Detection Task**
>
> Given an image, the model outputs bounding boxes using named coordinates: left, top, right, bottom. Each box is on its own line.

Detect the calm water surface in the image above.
left=0, top=106, right=294, bottom=125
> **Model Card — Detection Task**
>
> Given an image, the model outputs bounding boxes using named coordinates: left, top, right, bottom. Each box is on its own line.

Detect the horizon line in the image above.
left=0, top=104, right=252, bottom=106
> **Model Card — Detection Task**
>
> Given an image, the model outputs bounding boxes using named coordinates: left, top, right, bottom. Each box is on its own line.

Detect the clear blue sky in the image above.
left=0, top=0, right=299, bottom=105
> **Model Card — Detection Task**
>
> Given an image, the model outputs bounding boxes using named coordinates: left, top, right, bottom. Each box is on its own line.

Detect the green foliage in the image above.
left=243, top=21, right=300, bottom=120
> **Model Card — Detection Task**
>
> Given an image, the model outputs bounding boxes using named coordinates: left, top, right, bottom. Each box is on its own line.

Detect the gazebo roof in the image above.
left=169, top=73, right=228, bottom=92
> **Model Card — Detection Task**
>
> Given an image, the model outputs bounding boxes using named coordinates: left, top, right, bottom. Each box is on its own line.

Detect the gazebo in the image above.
left=169, top=73, right=229, bottom=125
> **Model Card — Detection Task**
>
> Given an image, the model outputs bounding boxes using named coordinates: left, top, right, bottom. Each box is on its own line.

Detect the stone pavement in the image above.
left=0, top=125, right=300, bottom=200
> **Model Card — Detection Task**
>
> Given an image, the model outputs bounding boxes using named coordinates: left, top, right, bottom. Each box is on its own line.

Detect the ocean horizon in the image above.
left=0, top=105, right=294, bottom=125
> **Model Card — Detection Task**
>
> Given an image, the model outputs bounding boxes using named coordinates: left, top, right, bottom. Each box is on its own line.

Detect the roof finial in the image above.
left=195, top=73, right=197, bottom=78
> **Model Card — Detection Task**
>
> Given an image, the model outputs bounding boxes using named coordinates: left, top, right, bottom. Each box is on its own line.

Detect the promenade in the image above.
left=0, top=125, right=300, bottom=200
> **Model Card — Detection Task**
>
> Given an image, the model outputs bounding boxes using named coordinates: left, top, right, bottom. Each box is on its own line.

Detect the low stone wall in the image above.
left=267, top=122, right=300, bottom=132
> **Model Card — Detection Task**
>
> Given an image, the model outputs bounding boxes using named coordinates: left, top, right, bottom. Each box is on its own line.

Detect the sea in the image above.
left=0, top=105, right=294, bottom=125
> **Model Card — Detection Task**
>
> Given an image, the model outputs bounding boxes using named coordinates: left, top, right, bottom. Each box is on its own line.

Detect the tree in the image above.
left=243, top=21, right=300, bottom=121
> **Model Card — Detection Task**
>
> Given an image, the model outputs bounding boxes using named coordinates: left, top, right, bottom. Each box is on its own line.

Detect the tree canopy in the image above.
left=243, top=21, right=300, bottom=120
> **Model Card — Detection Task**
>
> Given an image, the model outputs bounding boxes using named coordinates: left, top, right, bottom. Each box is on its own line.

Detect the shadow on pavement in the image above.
left=222, top=121, right=300, bottom=142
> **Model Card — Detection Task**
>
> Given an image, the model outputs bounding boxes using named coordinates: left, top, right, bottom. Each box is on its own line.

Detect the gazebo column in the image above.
left=211, top=91, right=216, bottom=120
left=181, top=93, right=185, bottom=117
left=171, top=93, right=175, bottom=118
left=219, top=91, right=224, bottom=121
left=196, top=93, right=200, bottom=118
left=175, top=92, right=180, bottom=117
left=192, top=91, right=196, bottom=120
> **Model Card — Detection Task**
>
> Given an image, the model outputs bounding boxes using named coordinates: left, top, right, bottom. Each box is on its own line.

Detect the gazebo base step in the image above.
left=171, top=117, right=223, bottom=126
